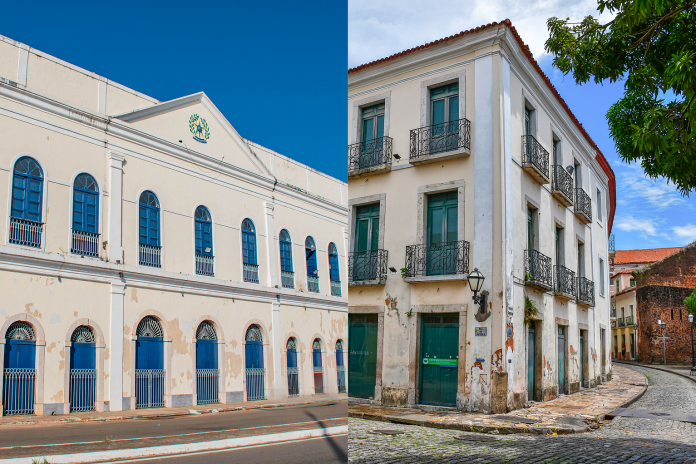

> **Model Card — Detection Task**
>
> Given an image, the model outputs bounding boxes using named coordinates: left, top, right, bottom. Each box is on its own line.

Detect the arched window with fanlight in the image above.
left=69, top=325, right=96, bottom=412
left=195, top=320, right=219, bottom=405
left=194, top=206, right=214, bottom=276
left=10, top=156, right=44, bottom=248
left=279, top=229, right=294, bottom=289
left=139, top=191, right=161, bottom=268
left=328, top=242, right=341, bottom=297
left=242, top=219, right=259, bottom=283
left=336, top=339, right=346, bottom=393
left=286, top=337, right=299, bottom=396
left=305, top=236, right=319, bottom=293
left=245, top=325, right=265, bottom=401
left=71, top=173, right=100, bottom=257
left=3, top=321, right=37, bottom=415
left=134, top=316, right=165, bottom=409
left=312, top=338, right=324, bottom=394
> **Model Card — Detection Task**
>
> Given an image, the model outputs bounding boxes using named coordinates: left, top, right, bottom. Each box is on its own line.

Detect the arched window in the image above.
left=195, top=320, right=219, bottom=404
left=6, top=321, right=35, bottom=341
left=336, top=339, right=346, bottom=392
left=196, top=320, right=217, bottom=340
left=71, top=173, right=99, bottom=257
left=135, top=316, right=165, bottom=409
left=69, top=325, right=96, bottom=412
left=71, top=325, right=95, bottom=343
left=195, top=206, right=214, bottom=276
left=306, top=237, right=319, bottom=293
left=286, top=337, right=299, bottom=396
left=139, top=191, right=161, bottom=267
left=279, top=229, right=294, bottom=289
left=328, top=242, right=341, bottom=296
left=312, top=338, right=323, bottom=394
left=245, top=324, right=265, bottom=401
left=10, top=157, right=44, bottom=248
left=4, top=321, right=36, bottom=415
left=136, top=316, right=163, bottom=338
left=242, top=219, right=259, bottom=283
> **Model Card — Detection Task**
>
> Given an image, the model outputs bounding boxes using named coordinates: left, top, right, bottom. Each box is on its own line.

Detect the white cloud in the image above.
left=617, top=164, right=686, bottom=211
left=615, top=216, right=658, bottom=237
left=672, top=224, right=696, bottom=244
left=348, top=0, right=615, bottom=68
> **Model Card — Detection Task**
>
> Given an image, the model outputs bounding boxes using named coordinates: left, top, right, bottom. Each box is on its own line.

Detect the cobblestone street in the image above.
left=349, top=365, right=696, bottom=463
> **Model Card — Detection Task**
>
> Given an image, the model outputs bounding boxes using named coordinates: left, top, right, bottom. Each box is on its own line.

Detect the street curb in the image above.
left=615, top=360, right=696, bottom=385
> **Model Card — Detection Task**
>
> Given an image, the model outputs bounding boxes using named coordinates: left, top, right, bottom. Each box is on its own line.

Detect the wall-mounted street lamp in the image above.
left=468, top=268, right=486, bottom=314
left=658, top=319, right=667, bottom=366
left=689, top=314, right=695, bottom=375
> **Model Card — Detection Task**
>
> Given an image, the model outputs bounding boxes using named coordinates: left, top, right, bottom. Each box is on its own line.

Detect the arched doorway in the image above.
left=135, top=316, right=165, bottom=409
left=69, top=326, right=96, bottom=412
left=3, top=321, right=36, bottom=415
left=196, top=321, right=219, bottom=405
left=336, top=340, right=346, bottom=393
left=245, top=325, right=265, bottom=401
left=312, top=339, right=323, bottom=394
left=286, top=338, right=299, bottom=397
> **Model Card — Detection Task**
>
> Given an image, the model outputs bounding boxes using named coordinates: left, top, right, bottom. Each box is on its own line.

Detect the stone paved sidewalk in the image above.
left=349, top=365, right=646, bottom=435
left=615, top=359, right=696, bottom=382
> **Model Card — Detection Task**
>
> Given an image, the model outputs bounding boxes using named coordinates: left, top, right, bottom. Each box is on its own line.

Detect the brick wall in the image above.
left=634, top=242, right=696, bottom=289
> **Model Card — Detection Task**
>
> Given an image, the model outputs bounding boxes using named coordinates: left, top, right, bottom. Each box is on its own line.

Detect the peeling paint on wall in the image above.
left=131, top=289, right=138, bottom=303
left=226, top=351, right=243, bottom=378
left=49, top=313, right=61, bottom=325
left=50, top=390, right=63, bottom=402
left=25, top=303, right=41, bottom=319
left=47, top=342, right=57, bottom=353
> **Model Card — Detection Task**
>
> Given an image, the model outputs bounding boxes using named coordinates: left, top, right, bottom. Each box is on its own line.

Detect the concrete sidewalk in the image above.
left=0, top=394, right=347, bottom=427
left=349, top=365, right=646, bottom=435
left=615, top=359, right=696, bottom=382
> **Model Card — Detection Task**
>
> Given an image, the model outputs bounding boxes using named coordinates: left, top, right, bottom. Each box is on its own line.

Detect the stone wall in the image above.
left=634, top=242, right=696, bottom=289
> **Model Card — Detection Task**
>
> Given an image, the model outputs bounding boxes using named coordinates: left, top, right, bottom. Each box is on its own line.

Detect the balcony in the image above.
left=307, top=275, right=320, bottom=293
left=624, top=315, right=634, bottom=327
left=521, top=136, right=550, bottom=184
left=244, top=263, right=259, bottom=284
left=349, top=249, right=388, bottom=286
left=574, top=188, right=592, bottom=224
left=524, top=250, right=552, bottom=291
left=617, top=317, right=626, bottom=327
left=554, top=265, right=576, bottom=300
left=576, top=277, right=595, bottom=306
left=281, top=270, right=294, bottom=289
left=331, top=280, right=342, bottom=297
left=611, top=319, right=617, bottom=328
left=9, top=217, right=43, bottom=248
left=404, top=240, right=469, bottom=283
left=409, top=118, right=471, bottom=165
left=71, top=229, right=100, bottom=258
left=611, top=301, right=616, bottom=318
left=195, top=254, right=214, bottom=277
left=551, top=165, right=574, bottom=207
left=348, top=136, right=393, bottom=178
left=139, top=243, right=162, bottom=268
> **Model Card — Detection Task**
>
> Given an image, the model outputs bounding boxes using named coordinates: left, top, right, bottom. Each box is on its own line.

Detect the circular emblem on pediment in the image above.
left=189, top=114, right=210, bottom=143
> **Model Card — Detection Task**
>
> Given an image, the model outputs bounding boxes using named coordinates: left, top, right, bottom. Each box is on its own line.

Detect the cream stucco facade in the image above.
left=0, top=34, right=347, bottom=415
left=347, top=22, right=614, bottom=413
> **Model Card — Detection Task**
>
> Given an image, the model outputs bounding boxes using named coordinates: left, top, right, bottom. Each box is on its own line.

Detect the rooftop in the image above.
left=614, top=247, right=683, bottom=266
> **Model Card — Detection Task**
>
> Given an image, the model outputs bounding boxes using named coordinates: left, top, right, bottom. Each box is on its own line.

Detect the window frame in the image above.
left=241, top=218, right=258, bottom=266
left=279, top=229, right=293, bottom=273
left=194, top=205, right=214, bottom=256
left=71, top=173, right=100, bottom=235
left=328, top=242, right=340, bottom=283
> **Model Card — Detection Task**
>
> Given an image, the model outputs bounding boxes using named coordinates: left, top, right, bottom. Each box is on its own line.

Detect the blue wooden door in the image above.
left=286, top=348, right=298, bottom=396
left=4, top=339, right=35, bottom=368
left=245, top=341, right=264, bottom=400
left=196, top=340, right=218, bottom=370
left=195, top=221, right=212, bottom=255
left=73, top=189, right=98, bottom=233
left=196, top=339, right=218, bottom=404
left=3, top=339, right=36, bottom=415
left=136, top=337, right=163, bottom=370
left=306, top=244, right=317, bottom=276
left=329, top=244, right=340, bottom=282
left=70, top=343, right=95, bottom=411
left=12, top=175, right=43, bottom=222
left=135, top=337, right=164, bottom=408
left=139, top=206, right=160, bottom=246
left=245, top=341, right=263, bottom=369
left=313, top=348, right=323, bottom=393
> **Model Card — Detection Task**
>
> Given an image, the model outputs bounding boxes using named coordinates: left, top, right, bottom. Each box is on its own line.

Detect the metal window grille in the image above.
left=9, top=217, right=43, bottom=248
left=69, top=369, right=96, bottom=412
left=307, top=275, right=320, bottom=293
left=409, top=118, right=471, bottom=160
left=348, top=249, right=388, bottom=282
left=195, top=254, right=214, bottom=277
left=313, top=366, right=324, bottom=394
left=287, top=367, right=299, bottom=397
left=71, top=229, right=100, bottom=257
left=330, top=280, right=342, bottom=297
left=139, top=243, right=162, bottom=268
left=281, top=270, right=294, bottom=289
left=3, top=368, right=36, bottom=415
left=609, top=234, right=615, bottom=252
left=348, top=136, right=393, bottom=173
left=611, top=301, right=617, bottom=318
left=196, top=369, right=219, bottom=404
left=521, top=135, right=550, bottom=179
left=576, top=277, right=595, bottom=307
left=196, top=321, right=217, bottom=340
left=551, top=165, right=574, bottom=203
left=337, top=366, right=346, bottom=393
left=136, top=316, right=163, bottom=337
left=404, top=240, right=469, bottom=277
left=524, top=250, right=553, bottom=290
left=245, top=368, right=266, bottom=401
left=243, top=263, right=260, bottom=283
left=6, top=321, right=35, bottom=340
left=135, top=369, right=165, bottom=409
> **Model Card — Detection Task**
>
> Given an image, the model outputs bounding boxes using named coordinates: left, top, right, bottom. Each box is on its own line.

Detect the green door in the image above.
left=361, top=103, right=385, bottom=168
left=348, top=314, right=378, bottom=399
left=528, top=327, right=535, bottom=401
left=580, top=334, right=585, bottom=387
left=354, top=204, right=380, bottom=281
left=426, top=192, right=458, bottom=276
left=419, top=314, right=459, bottom=406
left=558, top=326, right=566, bottom=394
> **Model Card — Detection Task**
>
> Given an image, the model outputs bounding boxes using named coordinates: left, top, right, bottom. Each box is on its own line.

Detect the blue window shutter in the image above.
left=149, top=209, right=159, bottom=246
left=139, top=207, right=149, bottom=244
left=280, top=239, right=293, bottom=272
left=73, top=190, right=84, bottom=231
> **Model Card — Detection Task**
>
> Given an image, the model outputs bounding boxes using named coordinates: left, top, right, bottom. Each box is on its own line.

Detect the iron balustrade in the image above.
left=246, top=368, right=266, bottom=401
left=574, top=188, right=592, bottom=222
left=139, top=243, right=162, bottom=268
left=609, top=234, right=616, bottom=253
left=611, top=301, right=617, bottom=318
left=554, top=265, right=576, bottom=296
left=348, top=136, right=393, bottom=173
left=405, top=240, right=470, bottom=278
left=9, top=217, right=43, bottom=248
left=196, top=369, right=219, bottom=404
left=337, top=366, right=346, bottom=393
left=135, top=369, right=165, bottom=409
left=576, top=277, right=595, bottom=306
left=195, top=254, right=214, bottom=277
left=71, top=229, right=100, bottom=257
left=3, top=368, right=35, bottom=415
left=287, top=367, right=299, bottom=397
left=625, top=316, right=634, bottom=326
left=69, top=369, right=96, bottom=412
left=331, top=280, right=342, bottom=297
left=243, top=263, right=260, bottom=284
left=348, top=249, right=388, bottom=282
left=281, top=270, right=295, bottom=289
left=307, top=275, right=320, bottom=293
left=617, top=317, right=626, bottom=327
left=313, top=366, right=324, bottom=394
left=551, top=165, right=574, bottom=202
left=611, top=319, right=617, bottom=328
left=409, top=118, right=471, bottom=161
left=524, top=250, right=553, bottom=290
left=521, top=136, right=550, bottom=179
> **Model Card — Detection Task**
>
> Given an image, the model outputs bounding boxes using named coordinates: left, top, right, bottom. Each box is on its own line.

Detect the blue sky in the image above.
left=349, top=0, right=696, bottom=251
left=0, top=0, right=347, bottom=181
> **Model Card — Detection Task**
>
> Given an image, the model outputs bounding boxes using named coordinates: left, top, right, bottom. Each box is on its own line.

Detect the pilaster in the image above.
left=264, top=202, right=277, bottom=288
left=108, top=282, right=125, bottom=411
left=108, top=152, right=125, bottom=264
left=271, top=301, right=283, bottom=399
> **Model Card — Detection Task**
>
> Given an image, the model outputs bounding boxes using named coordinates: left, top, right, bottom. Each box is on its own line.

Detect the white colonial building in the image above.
left=0, top=34, right=347, bottom=415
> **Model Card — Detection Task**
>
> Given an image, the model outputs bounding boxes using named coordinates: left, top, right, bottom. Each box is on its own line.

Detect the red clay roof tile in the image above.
left=614, top=247, right=683, bottom=265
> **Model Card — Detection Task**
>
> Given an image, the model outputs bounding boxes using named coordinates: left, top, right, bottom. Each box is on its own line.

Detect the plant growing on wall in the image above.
left=524, top=295, right=539, bottom=326
left=684, top=285, right=696, bottom=325
left=400, top=268, right=407, bottom=278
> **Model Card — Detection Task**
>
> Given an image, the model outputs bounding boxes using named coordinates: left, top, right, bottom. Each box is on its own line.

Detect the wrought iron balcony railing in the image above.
left=611, top=301, right=617, bottom=318
left=9, top=217, right=43, bottom=248
left=617, top=317, right=626, bottom=327
left=609, top=234, right=616, bottom=253
left=576, top=276, right=595, bottom=306
left=243, top=263, right=259, bottom=284
left=524, top=250, right=552, bottom=290
left=521, top=136, right=550, bottom=182
left=405, top=240, right=469, bottom=278
left=281, top=270, right=294, bottom=289
left=625, top=315, right=634, bottom=326
left=195, top=254, right=214, bottom=277
left=71, top=229, right=100, bottom=257
left=574, top=188, right=592, bottom=223
left=349, top=249, right=388, bottom=283
left=307, top=275, right=320, bottom=293
left=409, top=118, right=471, bottom=161
left=348, top=136, right=393, bottom=173
left=554, top=265, right=576, bottom=297
left=611, top=319, right=617, bottom=328
left=331, top=280, right=342, bottom=297
left=551, top=165, right=574, bottom=205
left=139, top=243, right=162, bottom=268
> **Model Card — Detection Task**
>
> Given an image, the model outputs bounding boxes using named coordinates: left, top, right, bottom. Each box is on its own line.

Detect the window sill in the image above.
left=405, top=274, right=468, bottom=283
left=409, top=146, right=470, bottom=166
left=348, top=163, right=392, bottom=179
